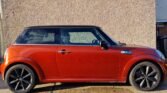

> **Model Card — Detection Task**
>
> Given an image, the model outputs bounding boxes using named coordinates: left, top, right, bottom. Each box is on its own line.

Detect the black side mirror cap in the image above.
left=100, top=41, right=108, bottom=50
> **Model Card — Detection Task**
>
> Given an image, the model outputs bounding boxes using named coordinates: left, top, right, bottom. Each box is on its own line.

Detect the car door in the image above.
left=56, top=27, right=120, bottom=80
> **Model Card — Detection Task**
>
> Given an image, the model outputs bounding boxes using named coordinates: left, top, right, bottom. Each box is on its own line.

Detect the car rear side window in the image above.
left=16, top=28, right=60, bottom=44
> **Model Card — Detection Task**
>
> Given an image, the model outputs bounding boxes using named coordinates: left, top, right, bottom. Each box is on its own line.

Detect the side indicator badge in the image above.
left=121, top=50, right=132, bottom=55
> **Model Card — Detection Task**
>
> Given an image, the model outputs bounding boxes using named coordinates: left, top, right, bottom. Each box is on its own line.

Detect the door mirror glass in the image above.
left=100, top=41, right=108, bottom=50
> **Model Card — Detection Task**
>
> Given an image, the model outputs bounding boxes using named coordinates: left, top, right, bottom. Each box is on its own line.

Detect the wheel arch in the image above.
left=4, top=62, right=44, bottom=83
left=125, top=59, right=163, bottom=83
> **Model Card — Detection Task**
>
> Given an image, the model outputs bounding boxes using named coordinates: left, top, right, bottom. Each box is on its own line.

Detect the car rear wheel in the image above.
left=129, top=62, right=161, bottom=91
left=5, top=64, right=36, bottom=93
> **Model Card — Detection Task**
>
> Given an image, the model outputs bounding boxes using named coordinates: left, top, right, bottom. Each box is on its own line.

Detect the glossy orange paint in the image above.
left=0, top=44, right=167, bottom=84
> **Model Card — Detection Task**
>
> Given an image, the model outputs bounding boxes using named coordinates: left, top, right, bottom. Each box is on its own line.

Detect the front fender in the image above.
left=120, top=54, right=162, bottom=82
left=1, top=56, right=45, bottom=82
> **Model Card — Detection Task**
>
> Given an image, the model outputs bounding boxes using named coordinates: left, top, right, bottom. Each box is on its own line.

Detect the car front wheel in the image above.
left=5, top=64, right=36, bottom=93
left=129, top=62, right=162, bottom=91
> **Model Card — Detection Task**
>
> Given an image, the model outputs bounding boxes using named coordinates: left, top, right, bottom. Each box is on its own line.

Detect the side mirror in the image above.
left=100, top=41, right=108, bottom=50
left=118, top=41, right=126, bottom=45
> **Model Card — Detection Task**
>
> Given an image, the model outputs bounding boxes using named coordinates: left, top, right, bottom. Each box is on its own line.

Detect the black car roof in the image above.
left=26, top=25, right=100, bottom=29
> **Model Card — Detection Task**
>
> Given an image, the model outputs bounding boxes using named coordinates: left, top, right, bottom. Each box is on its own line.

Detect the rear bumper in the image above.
left=0, top=63, right=1, bottom=74
left=0, top=60, right=1, bottom=74
left=0, top=57, right=4, bottom=75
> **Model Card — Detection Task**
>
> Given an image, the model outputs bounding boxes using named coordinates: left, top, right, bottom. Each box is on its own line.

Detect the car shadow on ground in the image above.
left=32, top=81, right=167, bottom=93
left=32, top=83, right=130, bottom=92
left=1, top=75, right=167, bottom=92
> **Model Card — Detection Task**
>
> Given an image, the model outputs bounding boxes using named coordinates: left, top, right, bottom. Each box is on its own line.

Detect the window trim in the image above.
left=13, top=43, right=100, bottom=47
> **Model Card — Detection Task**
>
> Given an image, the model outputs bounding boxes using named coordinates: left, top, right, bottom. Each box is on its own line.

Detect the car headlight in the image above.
left=155, top=50, right=165, bottom=60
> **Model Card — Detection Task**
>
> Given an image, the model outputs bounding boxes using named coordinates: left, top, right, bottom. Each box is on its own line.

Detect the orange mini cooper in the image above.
left=0, top=25, right=167, bottom=93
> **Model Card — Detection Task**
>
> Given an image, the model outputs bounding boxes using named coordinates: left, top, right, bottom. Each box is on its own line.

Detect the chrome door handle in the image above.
left=58, top=49, right=71, bottom=54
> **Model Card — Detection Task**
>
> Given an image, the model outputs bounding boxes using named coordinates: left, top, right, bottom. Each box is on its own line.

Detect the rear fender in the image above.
left=2, top=56, right=44, bottom=82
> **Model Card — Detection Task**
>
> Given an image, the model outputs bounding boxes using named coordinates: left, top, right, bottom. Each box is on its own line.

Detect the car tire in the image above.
left=129, top=62, right=161, bottom=91
left=5, top=64, right=36, bottom=93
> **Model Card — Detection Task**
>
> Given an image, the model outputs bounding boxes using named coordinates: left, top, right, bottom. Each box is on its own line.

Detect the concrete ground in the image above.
left=0, top=76, right=167, bottom=93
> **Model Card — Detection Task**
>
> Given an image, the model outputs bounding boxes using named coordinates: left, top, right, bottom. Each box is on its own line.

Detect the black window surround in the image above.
left=15, top=26, right=118, bottom=46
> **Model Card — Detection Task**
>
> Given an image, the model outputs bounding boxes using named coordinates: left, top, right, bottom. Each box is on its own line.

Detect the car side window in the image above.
left=61, top=28, right=101, bottom=45
left=16, top=28, right=60, bottom=44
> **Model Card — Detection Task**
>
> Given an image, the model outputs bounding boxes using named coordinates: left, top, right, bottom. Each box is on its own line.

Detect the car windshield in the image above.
left=107, top=35, right=119, bottom=45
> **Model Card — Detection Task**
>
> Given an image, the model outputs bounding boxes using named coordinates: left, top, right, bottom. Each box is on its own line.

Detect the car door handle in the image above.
left=58, top=49, right=71, bottom=54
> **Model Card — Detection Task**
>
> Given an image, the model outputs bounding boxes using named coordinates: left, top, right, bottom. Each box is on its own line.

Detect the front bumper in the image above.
left=159, top=61, right=167, bottom=80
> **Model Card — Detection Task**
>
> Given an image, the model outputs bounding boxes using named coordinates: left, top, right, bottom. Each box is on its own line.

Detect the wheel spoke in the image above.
left=15, top=81, right=20, bottom=90
left=139, top=79, right=145, bottom=88
left=148, top=70, right=157, bottom=77
left=148, top=77, right=157, bottom=82
left=146, top=66, right=150, bottom=75
left=10, top=75, right=17, bottom=79
left=20, top=81, right=25, bottom=90
left=9, top=79, right=18, bottom=84
left=23, top=73, right=31, bottom=79
left=21, top=68, right=25, bottom=77
left=135, top=76, right=144, bottom=82
left=22, top=80, right=30, bottom=85
left=146, top=79, right=151, bottom=88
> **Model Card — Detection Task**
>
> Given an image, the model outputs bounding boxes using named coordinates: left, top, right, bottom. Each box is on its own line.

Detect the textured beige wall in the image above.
left=1, top=0, right=156, bottom=49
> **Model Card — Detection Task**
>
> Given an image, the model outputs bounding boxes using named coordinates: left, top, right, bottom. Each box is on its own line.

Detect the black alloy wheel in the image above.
left=129, top=62, right=162, bottom=91
left=5, top=64, right=36, bottom=93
